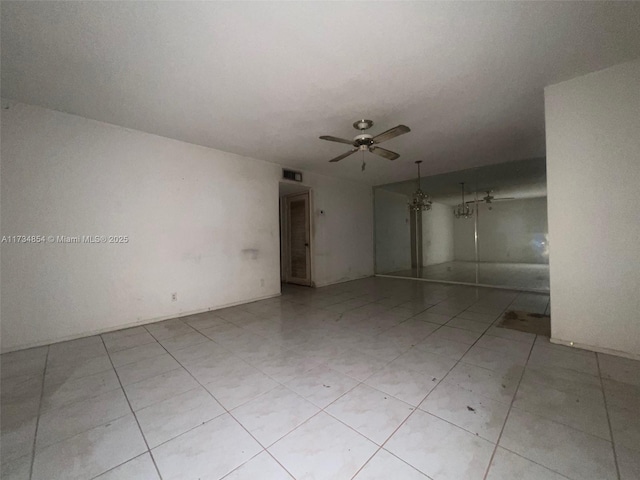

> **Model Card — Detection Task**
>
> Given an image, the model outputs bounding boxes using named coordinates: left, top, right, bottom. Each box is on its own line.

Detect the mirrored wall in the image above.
left=374, top=158, right=549, bottom=292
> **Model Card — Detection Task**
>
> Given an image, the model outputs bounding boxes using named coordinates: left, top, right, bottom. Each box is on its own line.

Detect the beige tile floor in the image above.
left=1, top=277, right=638, bottom=480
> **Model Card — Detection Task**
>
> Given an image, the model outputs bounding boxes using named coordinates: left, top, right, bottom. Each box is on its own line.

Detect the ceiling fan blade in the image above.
left=370, top=146, right=399, bottom=160
left=319, top=135, right=355, bottom=145
left=329, top=149, right=358, bottom=163
left=372, top=125, right=411, bottom=144
left=466, top=196, right=516, bottom=204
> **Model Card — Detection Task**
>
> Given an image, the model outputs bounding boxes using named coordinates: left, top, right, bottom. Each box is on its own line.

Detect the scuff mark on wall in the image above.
left=242, top=248, right=260, bottom=260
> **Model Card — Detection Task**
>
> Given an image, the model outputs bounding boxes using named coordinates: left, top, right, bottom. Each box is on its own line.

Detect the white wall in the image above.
left=545, top=59, right=640, bottom=358
left=453, top=198, right=548, bottom=264
left=422, top=201, right=454, bottom=266
left=306, top=173, right=373, bottom=286
left=1, top=101, right=373, bottom=352
left=374, top=189, right=410, bottom=273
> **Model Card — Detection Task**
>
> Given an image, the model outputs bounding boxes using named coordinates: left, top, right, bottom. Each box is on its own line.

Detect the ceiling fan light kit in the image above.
left=319, top=119, right=411, bottom=168
left=408, top=161, right=432, bottom=212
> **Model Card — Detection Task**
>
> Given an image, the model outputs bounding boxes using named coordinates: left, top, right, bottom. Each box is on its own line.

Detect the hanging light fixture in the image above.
left=454, top=182, right=474, bottom=219
left=408, top=161, right=432, bottom=212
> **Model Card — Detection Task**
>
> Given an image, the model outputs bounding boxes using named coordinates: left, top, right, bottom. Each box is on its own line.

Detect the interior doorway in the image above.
left=279, top=182, right=312, bottom=286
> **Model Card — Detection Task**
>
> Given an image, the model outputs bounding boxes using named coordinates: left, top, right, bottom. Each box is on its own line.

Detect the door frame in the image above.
left=280, top=189, right=313, bottom=286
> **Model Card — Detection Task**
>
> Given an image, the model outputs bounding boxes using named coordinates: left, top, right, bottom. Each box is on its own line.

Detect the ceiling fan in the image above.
left=466, top=190, right=516, bottom=208
left=319, top=119, right=411, bottom=169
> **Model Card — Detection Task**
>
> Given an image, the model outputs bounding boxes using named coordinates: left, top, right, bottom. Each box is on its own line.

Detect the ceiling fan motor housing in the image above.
left=354, top=133, right=374, bottom=150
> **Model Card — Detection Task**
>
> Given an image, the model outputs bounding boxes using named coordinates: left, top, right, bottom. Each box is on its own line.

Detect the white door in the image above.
left=286, top=192, right=311, bottom=286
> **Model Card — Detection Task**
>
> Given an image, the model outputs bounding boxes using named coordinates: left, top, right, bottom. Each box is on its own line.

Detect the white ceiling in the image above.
left=2, top=2, right=639, bottom=186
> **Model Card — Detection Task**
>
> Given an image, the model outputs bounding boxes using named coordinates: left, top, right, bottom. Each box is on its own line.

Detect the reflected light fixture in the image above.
left=408, top=161, right=432, bottom=212
left=454, top=182, right=474, bottom=219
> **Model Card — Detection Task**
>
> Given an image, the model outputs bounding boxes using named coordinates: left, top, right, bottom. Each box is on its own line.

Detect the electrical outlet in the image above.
left=171, top=292, right=177, bottom=302
left=260, top=279, right=265, bottom=287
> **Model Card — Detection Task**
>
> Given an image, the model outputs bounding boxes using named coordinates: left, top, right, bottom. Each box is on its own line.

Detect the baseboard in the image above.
left=374, top=274, right=549, bottom=294
left=550, top=337, right=640, bottom=361
left=1, top=291, right=282, bottom=354
left=313, top=273, right=373, bottom=288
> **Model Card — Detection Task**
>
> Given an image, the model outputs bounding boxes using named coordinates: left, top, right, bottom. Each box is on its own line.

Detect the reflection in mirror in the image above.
left=374, top=158, right=549, bottom=292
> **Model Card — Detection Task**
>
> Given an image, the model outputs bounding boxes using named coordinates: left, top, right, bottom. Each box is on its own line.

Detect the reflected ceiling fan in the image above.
left=467, top=190, right=516, bottom=209
left=320, top=119, right=411, bottom=170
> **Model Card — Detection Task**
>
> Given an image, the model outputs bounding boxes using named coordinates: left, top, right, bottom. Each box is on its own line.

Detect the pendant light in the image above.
left=408, top=161, right=432, bottom=212
left=454, top=182, right=474, bottom=218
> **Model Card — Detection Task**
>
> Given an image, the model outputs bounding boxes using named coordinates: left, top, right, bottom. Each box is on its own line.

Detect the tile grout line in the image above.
left=98, top=336, right=165, bottom=480
left=346, top=350, right=462, bottom=477
left=144, top=319, right=300, bottom=480
left=377, top=293, right=517, bottom=477
left=596, top=353, right=622, bottom=480
left=10, top=282, right=551, bottom=480
left=88, top=452, right=151, bottom=480
left=496, top=446, right=575, bottom=480
left=480, top=332, right=536, bottom=480
left=356, top=448, right=437, bottom=480
left=240, top=361, right=391, bottom=477
left=103, top=344, right=166, bottom=369
left=28, top=345, right=50, bottom=480
left=22, top=362, right=133, bottom=448
left=145, top=306, right=415, bottom=477
left=347, top=298, right=510, bottom=480
left=179, top=286, right=504, bottom=478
